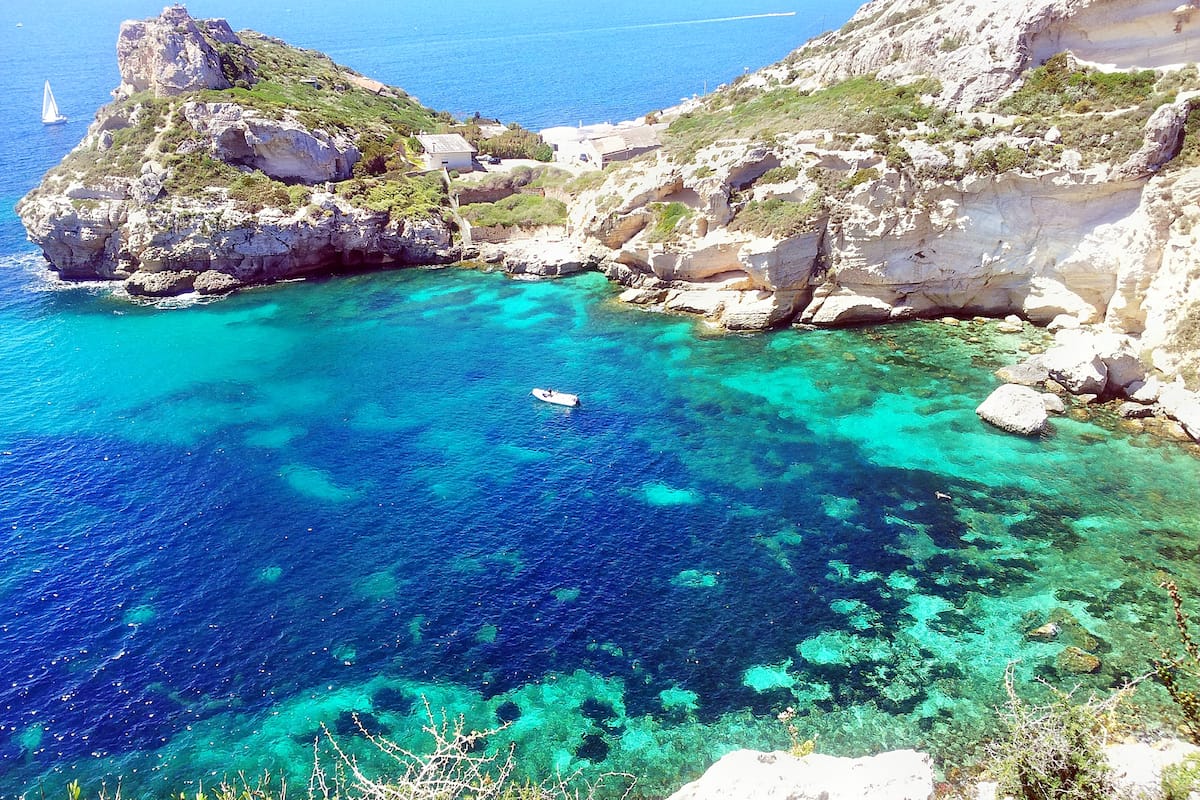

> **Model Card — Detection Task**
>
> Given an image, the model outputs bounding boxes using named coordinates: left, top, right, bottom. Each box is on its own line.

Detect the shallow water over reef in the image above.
left=1, top=260, right=1199, bottom=798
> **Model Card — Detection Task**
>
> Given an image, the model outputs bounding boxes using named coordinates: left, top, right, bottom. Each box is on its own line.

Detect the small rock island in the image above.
left=18, top=5, right=462, bottom=297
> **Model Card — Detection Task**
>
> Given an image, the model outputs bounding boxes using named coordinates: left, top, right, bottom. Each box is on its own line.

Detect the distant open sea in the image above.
left=2, top=2, right=1200, bottom=799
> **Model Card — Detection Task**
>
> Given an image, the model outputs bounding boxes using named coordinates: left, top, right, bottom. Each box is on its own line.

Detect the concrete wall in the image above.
left=424, top=151, right=474, bottom=172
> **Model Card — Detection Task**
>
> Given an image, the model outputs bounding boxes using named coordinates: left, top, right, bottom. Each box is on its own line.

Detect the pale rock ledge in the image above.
left=665, top=749, right=934, bottom=800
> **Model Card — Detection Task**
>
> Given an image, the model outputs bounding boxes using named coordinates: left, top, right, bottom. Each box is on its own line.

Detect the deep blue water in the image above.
left=3, top=2, right=1200, bottom=799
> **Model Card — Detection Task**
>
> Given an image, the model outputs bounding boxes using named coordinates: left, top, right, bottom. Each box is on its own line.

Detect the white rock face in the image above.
left=802, top=285, right=896, bottom=326
left=751, top=0, right=1200, bottom=112
left=977, top=384, right=1051, bottom=436
left=17, top=186, right=458, bottom=288
left=1158, top=382, right=1200, bottom=440
left=1116, top=94, right=1200, bottom=180
left=665, top=749, right=934, bottom=800
left=819, top=170, right=1144, bottom=328
left=117, top=5, right=253, bottom=97
left=1105, top=739, right=1200, bottom=799
left=1043, top=342, right=1109, bottom=395
left=184, top=103, right=360, bottom=183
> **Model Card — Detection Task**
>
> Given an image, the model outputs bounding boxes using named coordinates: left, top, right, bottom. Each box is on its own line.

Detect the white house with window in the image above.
left=416, top=134, right=476, bottom=172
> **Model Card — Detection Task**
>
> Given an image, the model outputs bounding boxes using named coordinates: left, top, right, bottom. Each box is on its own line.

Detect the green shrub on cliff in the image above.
left=338, top=173, right=449, bottom=221
left=460, top=194, right=567, bottom=228
left=989, top=666, right=1126, bottom=800
left=968, top=144, right=1033, bottom=175
left=757, top=165, right=800, bottom=184
left=459, top=123, right=554, bottom=162
left=163, top=152, right=243, bottom=197
left=730, top=193, right=826, bottom=238
left=1162, top=755, right=1200, bottom=800
left=646, top=201, right=692, bottom=242
left=193, top=33, right=441, bottom=140
left=1001, top=53, right=1157, bottom=116
left=54, top=94, right=170, bottom=182
left=665, top=76, right=939, bottom=160
left=228, top=171, right=311, bottom=213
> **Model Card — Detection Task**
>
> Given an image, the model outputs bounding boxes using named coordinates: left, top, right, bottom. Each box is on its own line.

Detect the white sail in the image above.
left=42, top=81, right=66, bottom=125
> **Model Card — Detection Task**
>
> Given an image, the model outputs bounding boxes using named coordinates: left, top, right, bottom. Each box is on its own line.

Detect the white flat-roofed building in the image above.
left=541, top=123, right=661, bottom=168
left=416, top=133, right=476, bottom=172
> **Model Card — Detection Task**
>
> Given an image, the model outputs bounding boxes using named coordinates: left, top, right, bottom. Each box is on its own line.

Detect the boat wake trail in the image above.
left=431, top=12, right=797, bottom=48
left=598, top=12, right=798, bottom=34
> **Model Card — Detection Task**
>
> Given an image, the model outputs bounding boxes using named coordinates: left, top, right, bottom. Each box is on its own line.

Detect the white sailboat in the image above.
left=42, top=81, right=66, bottom=125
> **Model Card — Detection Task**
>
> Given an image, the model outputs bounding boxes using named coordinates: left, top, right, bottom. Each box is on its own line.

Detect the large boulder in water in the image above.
left=976, top=384, right=1049, bottom=436
left=665, top=749, right=934, bottom=800
left=1043, top=342, right=1108, bottom=395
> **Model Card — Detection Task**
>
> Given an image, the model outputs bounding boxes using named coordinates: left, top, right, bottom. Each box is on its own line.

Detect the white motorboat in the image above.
left=531, top=388, right=579, bottom=407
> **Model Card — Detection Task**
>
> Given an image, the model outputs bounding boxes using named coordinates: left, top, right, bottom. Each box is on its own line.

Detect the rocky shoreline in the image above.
left=17, top=3, right=1200, bottom=444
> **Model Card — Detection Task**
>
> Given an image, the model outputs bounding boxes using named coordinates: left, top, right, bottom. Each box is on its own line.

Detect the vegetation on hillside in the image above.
left=453, top=165, right=573, bottom=195
left=646, top=201, right=693, bottom=242
left=42, top=29, right=462, bottom=224
left=665, top=76, right=941, bottom=162
left=993, top=53, right=1193, bottom=169
left=205, top=33, right=444, bottom=136
left=460, top=194, right=567, bottom=228
left=999, top=53, right=1157, bottom=116
left=337, top=173, right=449, bottom=221
left=455, top=121, right=555, bottom=162
left=730, top=194, right=826, bottom=238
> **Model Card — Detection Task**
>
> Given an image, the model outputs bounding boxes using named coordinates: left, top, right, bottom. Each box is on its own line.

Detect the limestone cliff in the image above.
left=540, top=0, right=1200, bottom=393
left=17, top=5, right=460, bottom=296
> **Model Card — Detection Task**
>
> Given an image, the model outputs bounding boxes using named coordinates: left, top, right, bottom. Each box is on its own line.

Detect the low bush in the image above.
left=460, top=123, right=554, bottom=162
left=968, top=144, right=1030, bottom=175
left=460, top=193, right=567, bottom=228
left=757, top=165, right=800, bottom=184
left=730, top=193, right=825, bottom=238
left=338, top=173, right=449, bottom=221
left=355, top=133, right=410, bottom=177
left=989, top=666, right=1127, bottom=800
left=665, top=76, right=939, bottom=159
left=1001, top=53, right=1157, bottom=115
left=228, top=170, right=311, bottom=213
left=839, top=167, right=879, bottom=190
left=1162, top=754, right=1200, bottom=800
left=646, top=201, right=692, bottom=242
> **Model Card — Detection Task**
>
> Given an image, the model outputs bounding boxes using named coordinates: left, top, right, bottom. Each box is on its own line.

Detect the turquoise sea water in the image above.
left=3, top=2, right=1200, bottom=799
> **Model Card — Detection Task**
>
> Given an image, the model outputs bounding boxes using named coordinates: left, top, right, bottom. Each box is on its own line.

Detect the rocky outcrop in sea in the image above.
left=16, top=5, right=459, bottom=294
